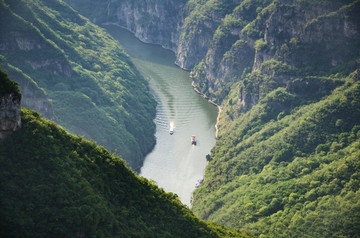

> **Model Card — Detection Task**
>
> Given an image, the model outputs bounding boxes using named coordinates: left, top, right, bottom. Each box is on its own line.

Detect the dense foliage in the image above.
left=193, top=70, right=360, bottom=237
left=0, top=0, right=156, bottom=170
left=0, top=69, right=21, bottom=100
left=0, top=108, right=249, bottom=238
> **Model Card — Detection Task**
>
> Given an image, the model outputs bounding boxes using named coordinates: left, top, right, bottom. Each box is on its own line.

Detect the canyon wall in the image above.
left=191, top=0, right=360, bottom=109
left=0, top=71, right=21, bottom=140
left=0, top=93, right=21, bottom=140
left=0, top=62, right=55, bottom=120
left=66, top=0, right=187, bottom=52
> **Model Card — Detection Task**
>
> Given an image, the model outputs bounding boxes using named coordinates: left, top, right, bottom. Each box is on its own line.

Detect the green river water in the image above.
left=105, top=25, right=218, bottom=207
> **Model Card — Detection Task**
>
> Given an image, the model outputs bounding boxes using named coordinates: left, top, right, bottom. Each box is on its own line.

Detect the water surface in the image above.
left=105, top=25, right=217, bottom=206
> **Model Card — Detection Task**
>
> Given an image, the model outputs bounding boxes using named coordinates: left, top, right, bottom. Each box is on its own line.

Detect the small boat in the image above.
left=169, top=121, right=174, bottom=135
left=191, top=135, right=197, bottom=145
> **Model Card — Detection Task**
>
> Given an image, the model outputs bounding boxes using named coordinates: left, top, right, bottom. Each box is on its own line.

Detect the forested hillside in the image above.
left=186, top=0, right=360, bottom=237
left=193, top=70, right=360, bottom=237
left=0, top=0, right=156, bottom=170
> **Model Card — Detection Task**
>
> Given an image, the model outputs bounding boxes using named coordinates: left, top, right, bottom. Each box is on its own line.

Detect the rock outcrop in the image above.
left=0, top=70, right=21, bottom=140
left=0, top=61, right=55, bottom=120
left=0, top=93, right=21, bottom=140
left=110, top=0, right=186, bottom=52
left=18, top=78, right=54, bottom=120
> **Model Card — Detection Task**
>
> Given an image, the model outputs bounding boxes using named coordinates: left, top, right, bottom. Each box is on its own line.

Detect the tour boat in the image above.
left=191, top=135, right=197, bottom=145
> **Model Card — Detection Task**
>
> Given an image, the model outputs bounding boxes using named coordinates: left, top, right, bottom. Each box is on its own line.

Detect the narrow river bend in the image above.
left=105, top=25, right=218, bottom=207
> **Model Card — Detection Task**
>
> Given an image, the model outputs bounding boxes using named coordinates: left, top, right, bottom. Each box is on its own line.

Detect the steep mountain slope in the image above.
left=0, top=73, right=248, bottom=237
left=0, top=0, right=156, bottom=170
left=192, top=70, right=360, bottom=236
left=0, top=69, right=21, bottom=139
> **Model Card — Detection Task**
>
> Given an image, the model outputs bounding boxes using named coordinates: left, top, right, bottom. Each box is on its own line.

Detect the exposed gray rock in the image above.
left=0, top=93, right=21, bottom=140
left=103, top=0, right=186, bottom=52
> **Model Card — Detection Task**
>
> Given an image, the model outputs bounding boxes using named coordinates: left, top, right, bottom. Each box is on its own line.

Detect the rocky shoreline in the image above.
left=191, top=81, right=221, bottom=138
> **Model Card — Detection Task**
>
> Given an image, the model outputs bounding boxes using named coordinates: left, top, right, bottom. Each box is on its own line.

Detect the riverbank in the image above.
left=191, top=82, right=221, bottom=138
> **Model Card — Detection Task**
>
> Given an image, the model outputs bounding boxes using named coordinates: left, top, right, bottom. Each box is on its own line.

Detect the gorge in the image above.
left=1, top=0, right=360, bottom=237
left=60, top=0, right=360, bottom=236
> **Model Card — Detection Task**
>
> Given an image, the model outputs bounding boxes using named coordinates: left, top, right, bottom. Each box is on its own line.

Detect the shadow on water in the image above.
left=104, top=25, right=176, bottom=67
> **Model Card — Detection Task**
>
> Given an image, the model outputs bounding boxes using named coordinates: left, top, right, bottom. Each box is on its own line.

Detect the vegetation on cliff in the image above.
left=0, top=69, right=21, bottom=100
left=190, top=0, right=360, bottom=103
left=0, top=0, right=156, bottom=170
left=0, top=108, right=249, bottom=238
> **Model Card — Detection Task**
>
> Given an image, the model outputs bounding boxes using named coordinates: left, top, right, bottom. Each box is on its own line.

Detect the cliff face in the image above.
left=190, top=0, right=360, bottom=109
left=0, top=30, right=73, bottom=79
left=256, top=1, right=360, bottom=72
left=0, top=94, right=21, bottom=140
left=110, top=0, right=186, bottom=52
left=175, top=0, right=235, bottom=70
left=0, top=60, right=55, bottom=120
left=65, top=0, right=187, bottom=52
left=65, top=0, right=238, bottom=70
left=17, top=76, right=54, bottom=120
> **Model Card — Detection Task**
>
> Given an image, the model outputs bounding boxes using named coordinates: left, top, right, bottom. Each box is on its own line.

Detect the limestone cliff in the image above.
left=0, top=70, right=21, bottom=140
left=109, top=0, right=186, bottom=52
left=191, top=0, right=360, bottom=110
left=65, top=0, right=187, bottom=52
left=175, top=0, right=235, bottom=70
left=16, top=76, right=54, bottom=121
left=0, top=28, right=73, bottom=78
left=255, top=1, right=360, bottom=72
left=64, top=0, right=235, bottom=69
left=0, top=94, right=21, bottom=140
left=0, top=59, right=55, bottom=120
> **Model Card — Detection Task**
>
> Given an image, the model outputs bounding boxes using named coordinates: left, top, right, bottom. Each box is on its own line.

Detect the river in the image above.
left=105, top=25, right=218, bottom=207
